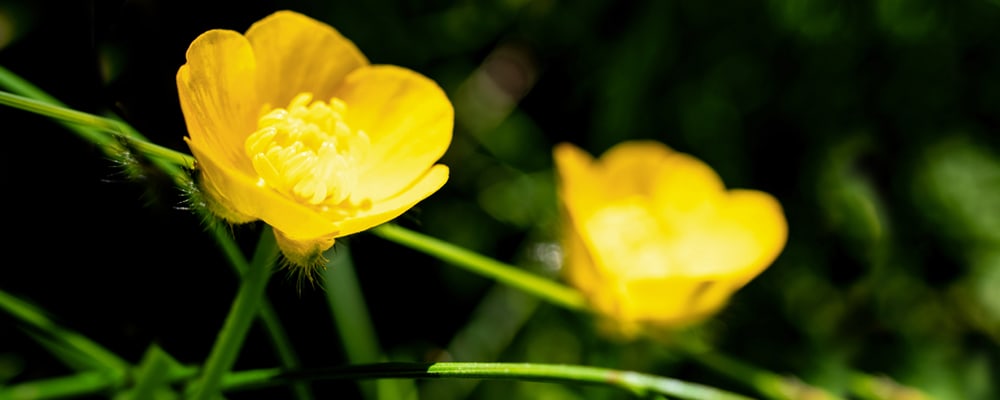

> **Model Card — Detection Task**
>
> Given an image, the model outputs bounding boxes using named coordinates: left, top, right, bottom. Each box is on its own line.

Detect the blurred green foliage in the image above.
left=0, top=0, right=998, bottom=399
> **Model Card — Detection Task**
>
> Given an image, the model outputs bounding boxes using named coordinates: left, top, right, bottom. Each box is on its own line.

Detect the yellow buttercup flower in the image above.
left=554, top=141, right=787, bottom=336
left=177, top=11, right=453, bottom=268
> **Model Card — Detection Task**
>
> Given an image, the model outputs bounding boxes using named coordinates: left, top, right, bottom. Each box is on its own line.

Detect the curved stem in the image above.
left=4, top=362, right=752, bottom=400
left=370, top=224, right=588, bottom=312
left=684, top=350, right=796, bottom=400
left=0, top=66, right=116, bottom=151
left=0, top=90, right=118, bottom=148
left=188, top=227, right=278, bottom=400
left=658, top=336, right=843, bottom=400
left=0, top=90, right=195, bottom=167
left=238, top=362, right=752, bottom=400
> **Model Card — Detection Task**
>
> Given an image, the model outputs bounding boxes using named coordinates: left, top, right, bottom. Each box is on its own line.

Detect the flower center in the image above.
left=245, top=93, right=371, bottom=211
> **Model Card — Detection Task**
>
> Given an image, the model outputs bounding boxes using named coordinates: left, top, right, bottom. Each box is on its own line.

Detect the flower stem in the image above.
left=188, top=227, right=278, bottom=400
left=0, top=65, right=195, bottom=170
left=681, top=347, right=843, bottom=400
left=0, top=90, right=118, bottom=148
left=0, top=89, right=196, bottom=167
left=207, top=223, right=313, bottom=400
left=254, top=362, right=753, bottom=400
left=0, top=65, right=115, bottom=151
left=370, top=224, right=588, bottom=312
left=684, top=349, right=790, bottom=399
left=2, top=362, right=752, bottom=400
left=0, top=65, right=311, bottom=399
left=125, top=137, right=196, bottom=168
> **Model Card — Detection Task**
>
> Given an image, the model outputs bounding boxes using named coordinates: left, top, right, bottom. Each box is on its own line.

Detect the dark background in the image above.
left=1, top=0, right=998, bottom=399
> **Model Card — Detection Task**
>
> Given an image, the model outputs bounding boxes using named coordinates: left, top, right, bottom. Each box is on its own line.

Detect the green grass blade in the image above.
left=0, top=65, right=114, bottom=151
left=0, top=290, right=129, bottom=372
left=219, top=362, right=754, bottom=400
left=0, top=90, right=194, bottom=168
left=20, top=330, right=110, bottom=373
left=0, top=90, right=117, bottom=148
left=0, top=370, right=121, bottom=400
left=324, top=247, right=415, bottom=400
left=420, top=284, right=540, bottom=399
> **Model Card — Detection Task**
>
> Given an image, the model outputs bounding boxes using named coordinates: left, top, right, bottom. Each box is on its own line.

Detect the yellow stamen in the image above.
left=245, top=93, right=371, bottom=212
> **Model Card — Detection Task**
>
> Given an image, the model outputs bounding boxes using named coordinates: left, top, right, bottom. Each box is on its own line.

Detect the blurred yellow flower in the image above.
left=177, top=11, right=453, bottom=268
left=554, top=141, right=787, bottom=335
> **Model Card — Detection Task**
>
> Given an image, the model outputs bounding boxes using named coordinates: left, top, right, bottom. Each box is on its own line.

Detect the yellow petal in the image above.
left=195, top=158, right=257, bottom=224
left=555, top=140, right=788, bottom=332
left=246, top=10, right=369, bottom=108
left=580, top=198, right=671, bottom=280
left=553, top=143, right=595, bottom=182
left=187, top=138, right=339, bottom=240
left=336, top=164, right=449, bottom=237
left=271, top=164, right=449, bottom=267
left=177, top=29, right=259, bottom=174
left=555, top=141, right=675, bottom=220
left=654, top=189, right=785, bottom=279
left=553, top=143, right=604, bottom=219
left=334, top=65, right=454, bottom=201
left=717, top=189, right=788, bottom=280
left=562, top=219, right=637, bottom=326
left=622, top=275, right=736, bottom=326
left=651, top=151, right=727, bottom=221
left=562, top=219, right=607, bottom=307
left=596, top=140, right=675, bottom=198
